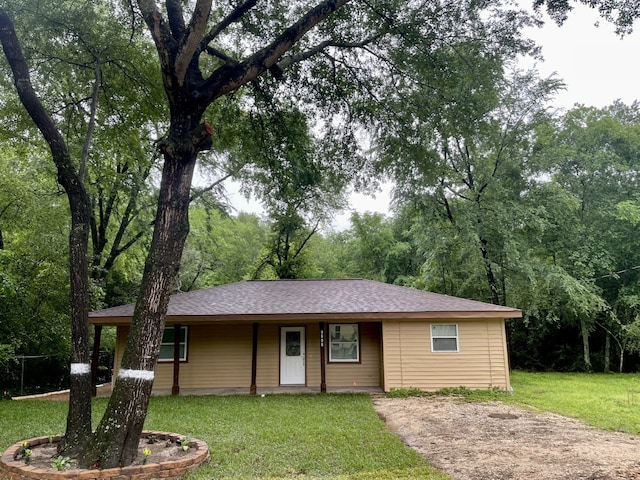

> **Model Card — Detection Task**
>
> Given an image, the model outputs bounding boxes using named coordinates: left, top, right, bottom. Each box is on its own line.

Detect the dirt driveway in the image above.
left=373, top=396, right=640, bottom=480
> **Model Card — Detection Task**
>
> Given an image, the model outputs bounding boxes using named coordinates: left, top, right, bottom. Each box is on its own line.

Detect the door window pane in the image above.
left=286, top=331, right=301, bottom=356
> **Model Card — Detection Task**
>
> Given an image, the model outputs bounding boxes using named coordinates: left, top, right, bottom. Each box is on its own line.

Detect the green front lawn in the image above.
left=3, top=372, right=639, bottom=478
left=0, top=394, right=448, bottom=480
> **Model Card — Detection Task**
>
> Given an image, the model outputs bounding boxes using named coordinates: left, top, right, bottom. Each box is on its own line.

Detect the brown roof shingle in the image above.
left=89, top=279, right=521, bottom=324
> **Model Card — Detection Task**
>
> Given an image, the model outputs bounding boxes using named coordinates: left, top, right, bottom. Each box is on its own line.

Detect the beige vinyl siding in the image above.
left=325, top=322, right=381, bottom=387
left=114, top=326, right=127, bottom=378
left=156, top=324, right=253, bottom=389
left=306, top=325, right=321, bottom=387
left=256, top=324, right=279, bottom=387
left=382, top=319, right=510, bottom=391
left=115, top=324, right=253, bottom=391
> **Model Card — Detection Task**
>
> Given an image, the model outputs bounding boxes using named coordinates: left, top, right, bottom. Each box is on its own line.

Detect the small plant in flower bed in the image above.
left=178, top=436, right=192, bottom=451
left=14, top=441, right=32, bottom=464
left=142, top=447, right=152, bottom=465
left=50, top=455, right=75, bottom=471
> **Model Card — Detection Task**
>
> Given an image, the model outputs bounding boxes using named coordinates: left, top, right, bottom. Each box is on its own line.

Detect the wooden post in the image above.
left=91, top=325, right=102, bottom=397
left=250, top=323, right=258, bottom=395
left=319, top=322, right=326, bottom=393
left=172, top=323, right=181, bottom=396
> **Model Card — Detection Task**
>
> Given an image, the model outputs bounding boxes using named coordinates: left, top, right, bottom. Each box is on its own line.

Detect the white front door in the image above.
left=280, top=326, right=305, bottom=385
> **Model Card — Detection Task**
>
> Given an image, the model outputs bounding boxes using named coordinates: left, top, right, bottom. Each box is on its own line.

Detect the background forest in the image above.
left=1, top=1, right=639, bottom=397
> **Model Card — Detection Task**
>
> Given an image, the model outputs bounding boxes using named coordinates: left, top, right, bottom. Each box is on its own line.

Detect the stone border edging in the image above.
left=0, top=431, right=209, bottom=480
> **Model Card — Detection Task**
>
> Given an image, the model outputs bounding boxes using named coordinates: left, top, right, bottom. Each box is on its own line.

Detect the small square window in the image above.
left=329, top=324, right=359, bottom=362
left=431, top=324, right=458, bottom=352
left=159, top=326, right=188, bottom=362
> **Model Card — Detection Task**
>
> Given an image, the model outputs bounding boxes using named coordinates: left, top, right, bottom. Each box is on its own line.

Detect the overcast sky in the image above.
left=226, top=2, right=640, bottom=230
left=519, top=1, right=639, bottom=109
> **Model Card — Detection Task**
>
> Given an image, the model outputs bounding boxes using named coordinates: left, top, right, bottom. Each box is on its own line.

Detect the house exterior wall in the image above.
left=114, top=321, right=383, bottom=391
left=381, top=319, right=511, bottom=392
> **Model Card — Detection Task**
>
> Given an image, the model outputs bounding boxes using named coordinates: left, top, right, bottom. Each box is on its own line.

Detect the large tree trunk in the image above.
left=62, top=190, right=93, bottom=453
left=82, top=143, right=199, bottom=468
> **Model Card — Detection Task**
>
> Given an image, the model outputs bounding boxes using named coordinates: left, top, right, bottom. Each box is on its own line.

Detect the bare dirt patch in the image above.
left=373, top=396, right=640, bottom=480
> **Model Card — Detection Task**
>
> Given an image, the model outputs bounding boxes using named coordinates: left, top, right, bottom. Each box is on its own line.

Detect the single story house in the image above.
left=89, top=279, right=521, bottom=395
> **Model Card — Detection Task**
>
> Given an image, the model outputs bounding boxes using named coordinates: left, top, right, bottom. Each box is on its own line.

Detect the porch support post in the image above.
left=250, top=322, right=258, bottom=395
left=319, top=322, right=326, bottom=393
left=172, top=323, right=181, bottom=396
left=90, top=325, right=102, bottom=397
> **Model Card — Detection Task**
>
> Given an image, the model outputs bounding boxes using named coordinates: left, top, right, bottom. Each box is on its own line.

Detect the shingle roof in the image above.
left=89, top=279, right=521, bottom=324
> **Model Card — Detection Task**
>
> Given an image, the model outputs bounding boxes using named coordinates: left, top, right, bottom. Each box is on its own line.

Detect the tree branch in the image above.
left=205, top=45, right=237, bottom=64
left=136, top=1, right=178, bottom=81
left=0, top=8, right=75, bottom=181
left=189, top=172, right=233, bottom=203
left=166, top=0, right=186, bottom=39
left=201, top=0, right=258, bottom=46
left=194, top=0, right=352, bottom=102
left=79, top=59, right=101, bottom=184
left=292, top=220, right=320, bottom=260
left=277, top=35, right=381, bottom=70
left=174, top=0, right=212, bottom=86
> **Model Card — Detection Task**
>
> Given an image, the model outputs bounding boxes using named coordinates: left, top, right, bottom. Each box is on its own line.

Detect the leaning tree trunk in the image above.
left=81, top=117, right=209, bottom=468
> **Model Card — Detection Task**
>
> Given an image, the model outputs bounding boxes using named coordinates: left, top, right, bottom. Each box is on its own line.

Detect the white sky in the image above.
left=519, top=0, right=640, bottom=109
left=226, top=2, right=640, bottom=230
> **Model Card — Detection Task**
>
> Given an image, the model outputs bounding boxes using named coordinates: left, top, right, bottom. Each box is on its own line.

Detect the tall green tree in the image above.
left=226, top=104, right=348, bottom=279
left=379, top=48, right=561, bottom=303
left=178, top=209, right=268, bottom=289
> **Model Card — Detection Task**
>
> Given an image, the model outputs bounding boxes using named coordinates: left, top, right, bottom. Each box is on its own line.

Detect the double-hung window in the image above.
left=430, top=324, right=458, bottom=352
left=159, top=326, right=188, bottom=362
left=328, top=324, right=359, bottom=362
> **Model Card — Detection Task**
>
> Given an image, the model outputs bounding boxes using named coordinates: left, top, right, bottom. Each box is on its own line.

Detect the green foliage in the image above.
left=386, top=387, right=426, bottom=398
left=178, top=210, right=268, bottom=290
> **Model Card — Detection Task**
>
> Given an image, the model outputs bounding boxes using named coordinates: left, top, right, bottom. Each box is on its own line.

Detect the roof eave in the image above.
left=89, top=309, right=522, bottom=326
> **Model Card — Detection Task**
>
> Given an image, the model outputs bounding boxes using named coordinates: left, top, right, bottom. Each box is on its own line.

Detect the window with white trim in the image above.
left=159, top=326, right=188, bottom=362
left=329, top=324, right=359, bottom=362
left=430, top=324, right=458, bottom=352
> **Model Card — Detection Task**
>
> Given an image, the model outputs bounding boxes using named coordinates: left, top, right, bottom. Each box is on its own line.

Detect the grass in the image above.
left=3, top=372, right=640, bottom=478
left=506, top=370, right=640, bottom=434
left=0, top=394, right=448, bottom=480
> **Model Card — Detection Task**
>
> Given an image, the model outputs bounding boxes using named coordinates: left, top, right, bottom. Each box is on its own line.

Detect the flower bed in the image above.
left=0, top=431, right=209, bottom=480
